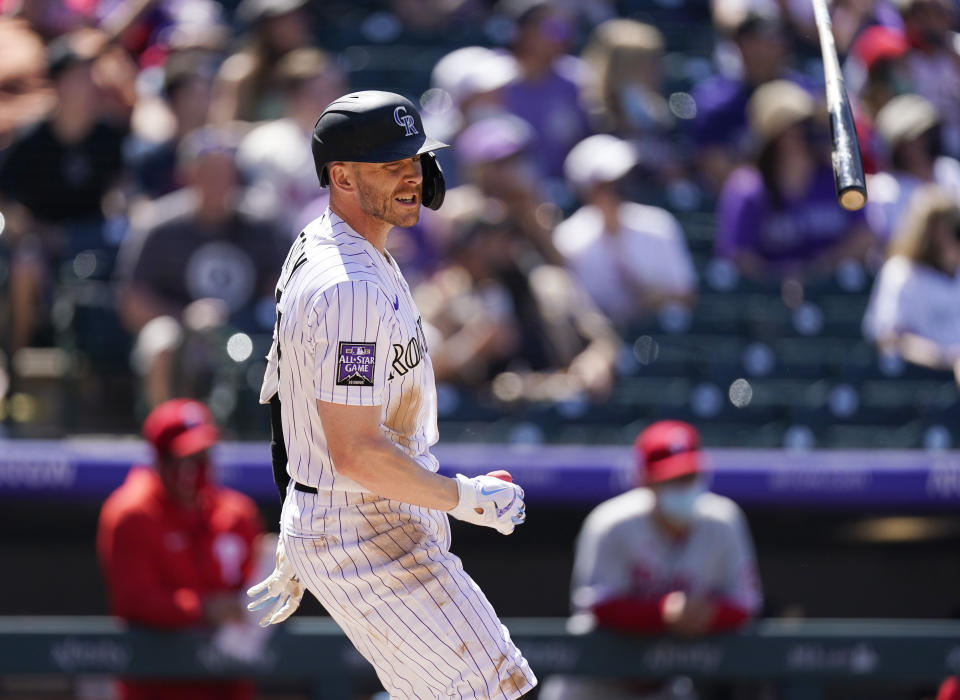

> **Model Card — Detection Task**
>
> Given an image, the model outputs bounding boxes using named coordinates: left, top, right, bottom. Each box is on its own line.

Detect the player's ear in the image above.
left=328, top=162, right=355, bottom=192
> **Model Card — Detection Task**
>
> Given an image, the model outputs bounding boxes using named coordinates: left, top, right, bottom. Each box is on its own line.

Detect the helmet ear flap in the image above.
left=420, top=152, right=446, bottom=210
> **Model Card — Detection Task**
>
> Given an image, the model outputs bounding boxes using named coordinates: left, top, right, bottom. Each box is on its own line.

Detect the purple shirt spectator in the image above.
left=690, top=75, right=752, bottom=151
left=690, top=70, right=815, bottom=150
left=503, top=55, right=591, bottom=181
left=715, top=165, right=867, bottom=267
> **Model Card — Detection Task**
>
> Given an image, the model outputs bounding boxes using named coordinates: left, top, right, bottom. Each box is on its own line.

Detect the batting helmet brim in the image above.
left=329, top=135, right=450, bottom=165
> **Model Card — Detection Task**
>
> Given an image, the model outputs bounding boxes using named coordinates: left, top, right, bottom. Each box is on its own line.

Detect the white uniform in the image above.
left=552, top=202, right=696, bottom=324
left=572, top=488, right=762, bottom=615
left=863, top=254, right=960, bottom=349
left=260, top=208, right=537, bottom=700
left=540, top=489, right=761, bottom=700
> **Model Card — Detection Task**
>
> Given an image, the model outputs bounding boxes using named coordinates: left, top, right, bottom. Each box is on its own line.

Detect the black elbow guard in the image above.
left=269, top=394, right=290, bottom=502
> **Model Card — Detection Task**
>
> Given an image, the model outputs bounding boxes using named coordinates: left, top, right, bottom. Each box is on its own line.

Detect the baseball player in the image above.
left=541, top=420, right=762, bottom=700
left=247, top=90, right=537, bottom=699
left=97, top=399, right=263, bottom=700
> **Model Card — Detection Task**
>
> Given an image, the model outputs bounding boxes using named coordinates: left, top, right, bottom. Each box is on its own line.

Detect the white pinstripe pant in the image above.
left=282, top=489, right=538, bottom=699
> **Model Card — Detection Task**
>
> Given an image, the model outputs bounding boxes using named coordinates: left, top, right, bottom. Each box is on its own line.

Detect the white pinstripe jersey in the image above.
left=260, top=208, right=439, bottom=503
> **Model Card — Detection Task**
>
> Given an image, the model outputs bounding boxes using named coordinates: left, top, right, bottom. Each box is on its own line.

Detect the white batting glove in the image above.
left=246, top=537, right=304, bottom=627
left=447, top=473, right=527, bottom=535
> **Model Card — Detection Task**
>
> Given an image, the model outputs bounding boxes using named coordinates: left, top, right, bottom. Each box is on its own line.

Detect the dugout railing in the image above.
left=1, top=617, right=959, bottom=699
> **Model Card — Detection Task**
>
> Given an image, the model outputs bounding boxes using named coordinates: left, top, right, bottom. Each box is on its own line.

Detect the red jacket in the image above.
left=938, top=677, right=960, bottom=700
left=97, top=466, right=263, bottom=700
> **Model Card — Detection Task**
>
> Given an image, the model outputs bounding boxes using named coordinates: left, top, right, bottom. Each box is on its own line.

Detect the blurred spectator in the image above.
left=115, top=126, right=287, bottom=406
left=938, top=677, right=960, bottom=700
left=0, top=30, right=128, bottom=355
left=426, top=46, right=519, bottom=191
left=845, top=24, right=911, bottom=174
left=425, top=116, right=622, bottom=400
left=430, top=45, right=518, bottom=132
left=715, top=80, right=875, bottom=279
left=417, top=215, right=621, bottom=403
left=386, top=0, right=490, bottom=35
left=554, top=134, right=696, bottom=325
left=0, top=16, right=53, bottom=146
left=540, top=420, right=762, bottom=700
left=689, top=8, right=798, bottom=194
left=580, top=19, right=669, bottom=139
left=415, top=217, right=524, bottom=389
left=452, top=113, right=565, bottom=266
left=97, top=398, right=263, bottom=700
left=425, top=44, right=519, bottom=184
left=237, top=47, right=344, bottom=234
left=14, top=0, right=90, bottom=39
left=211, top=0, right=311, bottom=124
left=126, top=50, right=217, bottom=201
left=97, top=0, right=229, bottom=63
left=894, top=0, right=960, bottom=158
left=498, top=0, right=592, bottom=190
left=780, top=0, right=905, bottom=55
left=863, top=185, right=960, bottom=378
left=578, top=18, right=694, bottom=206
left=867, top=94, right=960, bottom=242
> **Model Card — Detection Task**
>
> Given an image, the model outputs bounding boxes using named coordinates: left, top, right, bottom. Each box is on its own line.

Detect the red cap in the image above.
left=142, top=399, right=219, bottom=458
left=852, top=26, right=908, bottom=72
left=635, top=420, right=701, bottom=485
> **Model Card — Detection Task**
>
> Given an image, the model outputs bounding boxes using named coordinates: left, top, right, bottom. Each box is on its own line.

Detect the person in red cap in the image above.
left=540, top=420, right=762, bottom=699
left=96, top=398, right=264, bottom=700
left=938, top=677, right=960, bottom=700
left=571, top=419, right=762, bottom=634
left=846, top=24, right=911, bottom=174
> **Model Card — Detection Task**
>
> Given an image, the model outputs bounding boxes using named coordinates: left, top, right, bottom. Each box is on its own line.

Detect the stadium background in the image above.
left=2, top=0, right=960, bottom=698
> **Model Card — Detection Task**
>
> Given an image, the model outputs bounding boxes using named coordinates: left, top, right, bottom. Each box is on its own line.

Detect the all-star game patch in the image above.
left=336, top=342, right=377, bottom=386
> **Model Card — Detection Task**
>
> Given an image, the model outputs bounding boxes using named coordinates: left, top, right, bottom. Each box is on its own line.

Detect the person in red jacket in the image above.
left=938, top=677, right=960, bottom=700
left=541, top=420, right=763, bottom=700
left=97, top=398, right=264, bottom=700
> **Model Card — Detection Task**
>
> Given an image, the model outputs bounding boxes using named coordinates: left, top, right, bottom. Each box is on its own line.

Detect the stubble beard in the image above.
left=356, top=177, right=420, bottom=229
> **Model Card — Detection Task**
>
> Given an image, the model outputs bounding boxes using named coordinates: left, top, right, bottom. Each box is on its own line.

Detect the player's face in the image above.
left=158, top=450, right=210, bottom=506
left=352, top=156, right=423, bottom=229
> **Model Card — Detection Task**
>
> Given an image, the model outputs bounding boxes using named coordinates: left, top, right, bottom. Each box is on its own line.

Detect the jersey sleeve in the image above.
left=570, top=511, right=633, bottom=611
left=310, top=280, right=397, bottom=406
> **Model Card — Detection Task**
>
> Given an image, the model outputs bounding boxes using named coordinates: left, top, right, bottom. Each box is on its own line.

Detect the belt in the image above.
left=293, top=481, right=318, bottom=494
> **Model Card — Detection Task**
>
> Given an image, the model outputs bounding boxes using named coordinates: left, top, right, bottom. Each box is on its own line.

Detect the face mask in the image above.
left=656, top=480, right=705, bottom=525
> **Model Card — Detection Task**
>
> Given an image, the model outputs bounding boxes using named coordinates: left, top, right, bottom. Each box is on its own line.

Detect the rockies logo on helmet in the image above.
left=393, top=106, right=419, bottom=136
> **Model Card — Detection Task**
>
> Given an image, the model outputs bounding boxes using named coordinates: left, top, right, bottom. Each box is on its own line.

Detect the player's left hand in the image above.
left=246, top=537, right=304, bottom=627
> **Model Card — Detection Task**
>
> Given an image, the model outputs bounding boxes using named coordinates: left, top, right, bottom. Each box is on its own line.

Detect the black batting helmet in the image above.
left=312, top=90, right=450, bottom=210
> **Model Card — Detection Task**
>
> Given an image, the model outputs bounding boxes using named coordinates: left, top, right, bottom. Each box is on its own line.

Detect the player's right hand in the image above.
left=246, top=537, right=304, bottom=627
left=447, top=473, right=526, bottom=535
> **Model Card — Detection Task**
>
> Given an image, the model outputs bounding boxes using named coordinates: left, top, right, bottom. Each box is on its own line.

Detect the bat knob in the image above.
left=839, top=187, right=867, bottom=212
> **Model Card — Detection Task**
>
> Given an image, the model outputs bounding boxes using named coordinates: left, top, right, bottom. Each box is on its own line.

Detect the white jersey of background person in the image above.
left=571, top=488, right=762, bottom=616
left=261, top=208, right=439, bottom=506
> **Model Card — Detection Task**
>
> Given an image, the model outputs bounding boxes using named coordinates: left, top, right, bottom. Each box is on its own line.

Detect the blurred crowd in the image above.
left=1, top=0, right=960, bottom=439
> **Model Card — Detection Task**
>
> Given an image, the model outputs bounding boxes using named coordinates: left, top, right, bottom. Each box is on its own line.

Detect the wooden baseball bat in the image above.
left=811, top=0, right=867, bottom=211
